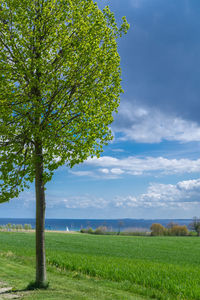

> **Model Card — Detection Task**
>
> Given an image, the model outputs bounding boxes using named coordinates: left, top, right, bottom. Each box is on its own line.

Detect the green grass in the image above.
left=0, top=232, right=200, bottom=299
left=0, top=256, right=146, bottom=300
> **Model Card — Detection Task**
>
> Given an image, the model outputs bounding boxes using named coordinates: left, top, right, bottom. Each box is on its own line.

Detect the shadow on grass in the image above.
left=7, top=281, right=50, bottom=294
left=26, top=280, right=49, bottom=290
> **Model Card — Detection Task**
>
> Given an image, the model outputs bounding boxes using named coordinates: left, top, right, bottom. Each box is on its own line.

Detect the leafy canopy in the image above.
left=0, top=0, right=129, bottom=203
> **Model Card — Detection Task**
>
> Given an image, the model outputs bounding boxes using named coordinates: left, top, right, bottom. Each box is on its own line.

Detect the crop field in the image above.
left=0, top=232, right=200, bottom=299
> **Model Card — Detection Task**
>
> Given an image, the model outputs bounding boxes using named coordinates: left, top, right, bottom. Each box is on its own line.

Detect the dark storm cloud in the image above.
left=108, top=0, right=200, bottom=123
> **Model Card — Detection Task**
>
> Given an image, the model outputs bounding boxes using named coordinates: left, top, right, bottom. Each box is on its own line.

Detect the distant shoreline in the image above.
left=0, top=218, right=193, bottom=231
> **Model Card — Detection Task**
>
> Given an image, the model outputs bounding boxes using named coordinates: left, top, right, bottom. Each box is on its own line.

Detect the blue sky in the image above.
left=2, top=0, right=200, bottom=219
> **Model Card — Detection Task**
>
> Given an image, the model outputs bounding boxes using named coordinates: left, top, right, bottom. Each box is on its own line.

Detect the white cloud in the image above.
left=47, top=194, right=108, bottom=209
left=85, top=155, right=200, bottom=176
left=117, top=178, right=200, bottom=209
left=17, top=178, right=200, bottom=212
left=113, top=102, right=200, bottom=143
left=45, top=178, right=200, bottom=210
left=99, top=168, right=109, bottom=174
left=110, top=168, right=124, bottom=175
left=111, top=148, right=125, bottom=153
left=69, top=168, right=120, bottom=179
left=177, top=179, right=200, bottom=191
left=69, top=170, right=95, bottom=177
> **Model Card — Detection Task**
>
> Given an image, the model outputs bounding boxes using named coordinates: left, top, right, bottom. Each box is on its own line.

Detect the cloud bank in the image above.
left=70, top=155, right=200, bottom=178
left=45, top=178, right=200, bottom=210
left=113, top=102, right=200, bottom=143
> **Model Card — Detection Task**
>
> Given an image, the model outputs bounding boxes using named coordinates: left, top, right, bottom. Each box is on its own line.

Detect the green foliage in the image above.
left=24, top=224, right=32, bottom=230
left=15, top=224, right=23, bottom=230
left=189, top=217, right=200, bottom=236
left=80, top=226, right=123, bottom=235
left=80, top=227, right=94, bottom=234
left=168, top=225, right=188, bottom=236
left=94, top=226, right=108, bottom=234
left=87, top=227, right=94, bottom=234
left=80, top=227, right=149, bottom=236
left=151, top=223, right=189, bottom=236
left=0, top=0, right=129, bottom=203
left=6, top=223, right=12, bottom=229
left=189, top=230, right=197, bottom=236
left=0, top=223, right=32, bottom=231
left=150, top=223, right=166, bottom=236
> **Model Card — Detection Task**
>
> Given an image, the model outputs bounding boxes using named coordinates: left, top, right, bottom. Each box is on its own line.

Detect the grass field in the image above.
left=0, top=232, right=200, bottom=299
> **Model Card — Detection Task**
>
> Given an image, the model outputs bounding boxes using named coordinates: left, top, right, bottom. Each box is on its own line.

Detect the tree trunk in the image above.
left=35, top=141, right=46, bottom=286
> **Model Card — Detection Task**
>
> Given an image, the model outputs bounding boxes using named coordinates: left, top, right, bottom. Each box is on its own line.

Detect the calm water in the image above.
left=0, top=218, right=193, bottom=231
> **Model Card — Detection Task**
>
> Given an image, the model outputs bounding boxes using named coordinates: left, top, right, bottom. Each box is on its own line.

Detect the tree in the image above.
left=0, top=0, right=129, bottom=287
left=166, top=221, right=178, bottom=229
left=169, top=225, right=188, bottom=236
left=150, top=223, right=165, bottom=236
left=189, top=217, right=200, bottom=236
left=117, top=220, right=124, bottom=234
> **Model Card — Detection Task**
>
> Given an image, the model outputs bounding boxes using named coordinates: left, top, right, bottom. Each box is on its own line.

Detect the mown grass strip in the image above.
left=0, top=256, right=148, bottom=300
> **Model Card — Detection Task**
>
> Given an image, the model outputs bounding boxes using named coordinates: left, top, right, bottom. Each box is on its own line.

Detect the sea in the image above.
left=0, top=218, right=193, bottom=232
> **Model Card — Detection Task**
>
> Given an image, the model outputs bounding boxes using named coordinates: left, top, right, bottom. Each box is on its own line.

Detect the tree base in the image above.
left=26, top=280, right=49, bottom=290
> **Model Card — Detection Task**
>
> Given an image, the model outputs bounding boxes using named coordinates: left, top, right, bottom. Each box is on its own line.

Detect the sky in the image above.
left=1, top=0, right=200, bottom=219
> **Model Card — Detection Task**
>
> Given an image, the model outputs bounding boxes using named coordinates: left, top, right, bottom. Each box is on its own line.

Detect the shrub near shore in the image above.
left=80, top=223, right=193, bottom=236
left=150, top=223, right=189, bottom=236
left=80, top=226, right=149, bottom=236
left=0, top=223, right=32, bottom=231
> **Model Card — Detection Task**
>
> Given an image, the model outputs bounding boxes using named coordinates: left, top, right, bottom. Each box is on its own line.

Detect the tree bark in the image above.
left=35, top=141, right=46, bottom=285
